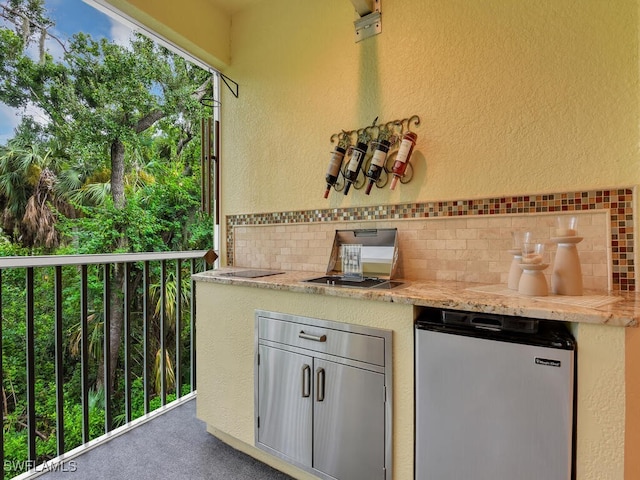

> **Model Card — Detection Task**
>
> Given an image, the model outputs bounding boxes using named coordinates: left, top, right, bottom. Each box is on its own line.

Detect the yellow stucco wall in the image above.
left=572, top=323, right=626, bottom=480
left=222, top=0, right=639, bottom=214
left=103, top=0, right=231, bottom=68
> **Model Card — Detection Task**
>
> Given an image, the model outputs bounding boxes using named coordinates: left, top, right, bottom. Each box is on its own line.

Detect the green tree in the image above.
left=0, top=0, right=214, bottom=391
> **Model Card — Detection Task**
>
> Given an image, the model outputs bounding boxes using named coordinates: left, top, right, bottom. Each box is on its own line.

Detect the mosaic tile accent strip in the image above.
left=226, top=188, right=635, bottom=291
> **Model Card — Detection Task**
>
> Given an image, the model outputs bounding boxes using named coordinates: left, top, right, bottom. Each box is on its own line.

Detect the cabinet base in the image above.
left=205, top=425, right=319, bottom=480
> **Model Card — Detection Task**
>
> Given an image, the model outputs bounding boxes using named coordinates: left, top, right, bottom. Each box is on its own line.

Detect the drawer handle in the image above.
left=299, top=331, right=327, bottom=342
left=302, top=364, right=311, bottom=398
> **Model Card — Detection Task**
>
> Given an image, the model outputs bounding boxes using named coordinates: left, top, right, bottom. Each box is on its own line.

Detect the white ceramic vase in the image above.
left=551, top=237, right=583, bottom=295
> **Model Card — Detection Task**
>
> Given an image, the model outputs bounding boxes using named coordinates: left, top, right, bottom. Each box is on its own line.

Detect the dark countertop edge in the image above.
left=192, top=269, right=639, bottom=328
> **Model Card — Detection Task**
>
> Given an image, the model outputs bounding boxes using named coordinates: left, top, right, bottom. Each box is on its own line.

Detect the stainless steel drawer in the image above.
left=257, top=315, right=385, bottom=367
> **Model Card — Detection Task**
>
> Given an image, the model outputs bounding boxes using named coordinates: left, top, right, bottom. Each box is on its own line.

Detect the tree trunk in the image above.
left=108, top=267, right=125, bottom=390
left=105, top=138, right=127, bottom=393
left=110, top=139, right=126, bottom=209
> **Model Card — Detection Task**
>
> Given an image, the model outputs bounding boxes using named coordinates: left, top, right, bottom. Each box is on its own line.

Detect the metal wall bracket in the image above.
left=352, top=0, right=381, bottom=43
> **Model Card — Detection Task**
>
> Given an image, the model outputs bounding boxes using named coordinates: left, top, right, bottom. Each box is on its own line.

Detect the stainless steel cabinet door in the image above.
left=257, top=345, right=313, bottom=466
left=313, top=359, right=386, bottom=480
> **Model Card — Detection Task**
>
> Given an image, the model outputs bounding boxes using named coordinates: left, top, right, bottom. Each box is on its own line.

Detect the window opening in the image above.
left=83, top=0, right=227, bottom=262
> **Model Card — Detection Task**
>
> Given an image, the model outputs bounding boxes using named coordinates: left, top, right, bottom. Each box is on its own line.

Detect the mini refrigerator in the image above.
left=415, top=308, right=576, bottom=480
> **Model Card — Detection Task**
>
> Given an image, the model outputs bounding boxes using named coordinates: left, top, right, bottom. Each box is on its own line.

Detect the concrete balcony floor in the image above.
left=34, top=396, right=292, bottom=480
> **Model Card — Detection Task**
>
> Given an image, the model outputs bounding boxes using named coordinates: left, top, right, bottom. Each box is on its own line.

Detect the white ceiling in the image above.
left=205, top=0, right=265, bottom=15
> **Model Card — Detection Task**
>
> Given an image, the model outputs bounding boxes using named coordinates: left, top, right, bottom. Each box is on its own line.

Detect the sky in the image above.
left=0, top=0, right=133, bottom=145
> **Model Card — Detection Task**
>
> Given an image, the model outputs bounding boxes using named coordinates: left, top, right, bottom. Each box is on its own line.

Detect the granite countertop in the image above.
left=192, top=268, right=639, bottom=327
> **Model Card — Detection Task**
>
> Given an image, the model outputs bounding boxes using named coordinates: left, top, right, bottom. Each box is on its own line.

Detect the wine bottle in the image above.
left=343, top=140, right=369, bottom=195
left=323, top=145, right=346, bottom=198
left=390, top=131, right=417, bottom=190
left=364, top=136, right=391, bottom=195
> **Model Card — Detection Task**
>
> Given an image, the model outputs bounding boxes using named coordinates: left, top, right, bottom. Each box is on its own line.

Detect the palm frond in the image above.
left=69, top=181, right=111, bottom=206
left=68, top=313, right=103, bottom=360
left=55, top=168, right=84, bottom=196
left=149, top=269, right=192, bottom=329
left=153, top=349, right=175, bottom=395
left=88, top=387, right=104, bottom=411
left=16, top=147, right=37, bottom=173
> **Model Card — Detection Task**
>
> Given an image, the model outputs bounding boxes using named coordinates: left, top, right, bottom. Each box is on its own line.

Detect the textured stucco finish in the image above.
left=104, top=0, right=231, bottom=68
left=572, top=323, right=626, bottom=480
left=223, top=0, right=638, bottom=214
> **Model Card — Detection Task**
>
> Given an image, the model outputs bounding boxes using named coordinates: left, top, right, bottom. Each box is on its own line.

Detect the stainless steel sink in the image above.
left=303, top=275, right=404, bottom=290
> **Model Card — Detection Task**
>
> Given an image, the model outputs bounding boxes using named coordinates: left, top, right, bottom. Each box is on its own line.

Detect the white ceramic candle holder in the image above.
left=518, top=242, right=549, bottom=296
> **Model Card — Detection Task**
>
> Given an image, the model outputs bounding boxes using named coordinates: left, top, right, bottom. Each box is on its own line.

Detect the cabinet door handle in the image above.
left=299, top=331, right=327, bottom=342
left=301, top=364, right=311, bottom=398
left=316, top=367, right=325, bottom=402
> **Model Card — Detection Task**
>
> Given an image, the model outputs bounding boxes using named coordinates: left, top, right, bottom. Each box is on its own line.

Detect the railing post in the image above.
left=26, top=267, right=36, bottom=463
left=80, top=265, right=90, bottom=444
left=0, top=270, right=4, bottom=480
left=143, top=261, right=150, bottom=414
left=103, top=263, right=112, bottom=433
left=54, top=266, right=65, bottom=455
left=124, top=262, right=132, bottom=423
left=175, top=260, right=182, bottom=398
left=190, top=259, right=197, bottom=391
left=160, top=260, right=167, bottom=406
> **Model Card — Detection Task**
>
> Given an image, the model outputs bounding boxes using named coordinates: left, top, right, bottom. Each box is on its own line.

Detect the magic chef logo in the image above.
left=535, top=357, right=561, bottom=367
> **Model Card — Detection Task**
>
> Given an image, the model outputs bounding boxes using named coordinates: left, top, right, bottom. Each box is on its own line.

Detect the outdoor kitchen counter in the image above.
left=194, top=269, right=631, bottom=480
left=193, top=268, right=639, bottom=327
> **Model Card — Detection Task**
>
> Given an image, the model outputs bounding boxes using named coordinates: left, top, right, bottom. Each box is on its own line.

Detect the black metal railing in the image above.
left=0, top=250, right=213, bottom=478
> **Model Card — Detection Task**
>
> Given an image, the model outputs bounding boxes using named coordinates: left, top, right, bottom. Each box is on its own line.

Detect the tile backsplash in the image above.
left=227, top=188, right=635, bottom=291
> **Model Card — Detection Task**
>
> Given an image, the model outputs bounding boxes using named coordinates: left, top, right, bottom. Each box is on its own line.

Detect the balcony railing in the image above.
left=0, top=250, right=214, bottom=478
